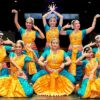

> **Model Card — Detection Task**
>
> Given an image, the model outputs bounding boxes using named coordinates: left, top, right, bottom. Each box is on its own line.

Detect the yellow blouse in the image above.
left=46, top=50, right=64, bottom=69
left=10, top=54, right=26, bottom=73
left=69, top=30, right=82, bottom=45
left=22, top=30, right=36, bottom=44
left=85, top=58, right=98, bottom=77
left=46, top=27, right=59, bottom=43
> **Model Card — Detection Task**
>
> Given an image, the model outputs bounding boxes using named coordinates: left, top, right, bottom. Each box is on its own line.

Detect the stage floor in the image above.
left=0, top=94, right=99, bottom=100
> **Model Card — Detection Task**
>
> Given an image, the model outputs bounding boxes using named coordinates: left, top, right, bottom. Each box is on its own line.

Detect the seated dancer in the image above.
left=12, top=9, right=45, bottom=71
left=60, top=14, right=100, bottom=81
left=3, top=39, right=39, bottom=80
left=0, top=41, right=35, bottom=97
left=42, top=3, right=63, bottom=50
left=9, top=40, right=38, bottom=80
left=31, top=38, right=75, bottom=96
left=92, top=35, right=100, bottom=77
left=85, top=35, right=100, bottom=78
left=0, top=32, right=14, bottom=76
left=76, top=45, right=100, bottom=98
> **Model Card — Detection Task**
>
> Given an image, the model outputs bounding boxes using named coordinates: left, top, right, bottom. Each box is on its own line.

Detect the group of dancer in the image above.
left=0, top=4, right=100, bottom=98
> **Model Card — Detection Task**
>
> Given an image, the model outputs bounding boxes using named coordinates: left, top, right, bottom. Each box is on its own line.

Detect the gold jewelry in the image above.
left=51, top=50, right=58, bottom=64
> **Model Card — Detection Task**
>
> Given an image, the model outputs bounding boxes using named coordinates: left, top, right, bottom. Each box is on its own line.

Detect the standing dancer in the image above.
left=42, top=3, right=63, bottom=50
left=12, top=9, right=45, bottom=71
left=61, top=14, right=100, bottom=81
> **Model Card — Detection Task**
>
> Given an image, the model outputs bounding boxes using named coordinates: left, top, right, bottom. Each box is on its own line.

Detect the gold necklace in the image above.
left=51, top=50, right=58, bottom=64
left=73, top=30, right=79, bottom=40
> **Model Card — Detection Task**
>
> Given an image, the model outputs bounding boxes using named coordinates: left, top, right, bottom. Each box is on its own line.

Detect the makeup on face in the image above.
left=15, top=45, right=22, bottom=49
left=51, top=39, right=59, bottom=50
left=26, top=17, right=34, bottom=24
left=96, top=41, right=100, bottom=43
left=87, top=50, right=94, bottom=58
left=96, top=39, right=100, bottom=47
left=49, top=17, right=57, bottom=27
left=25, top=21, right=33, bottom=29
left=73, top=20, right=80, bottom=29
left=15, top=43, right=23, bottom=54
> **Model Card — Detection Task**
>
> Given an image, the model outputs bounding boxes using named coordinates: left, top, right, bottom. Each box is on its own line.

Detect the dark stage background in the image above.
left=0, top=0, right=100, bottom=50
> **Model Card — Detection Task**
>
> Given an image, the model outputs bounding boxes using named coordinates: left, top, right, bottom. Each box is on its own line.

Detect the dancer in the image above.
left=92, top=35, right=100, bottom=77
left=0, top=32, right=14, bottom=76
left=75, top=45, right=100, bottom=98
left=23, top=43, right=38, bottom=79
left=12, top=9, right=45, bottom=71
left=0, top=40, right=34, bottom=97
left=31, top=38, right=75, bottom=96
left=42, top=3, right=63, bottom=50
left=61, top=14, right=100, bottom=81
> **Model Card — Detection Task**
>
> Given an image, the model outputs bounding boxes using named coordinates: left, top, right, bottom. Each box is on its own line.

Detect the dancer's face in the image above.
left=15, top=43, right=23, bottom=54
left=73, top=20, right=80, bottom=30
left=51, top=39, right=59, bottom=50
left=25, top=19, right=33, bottom=29
left=96, top=39, right=100, bottom=47
left=49, top=17, right=57, bottom=27
left=86, top=50, right=94, bottom=58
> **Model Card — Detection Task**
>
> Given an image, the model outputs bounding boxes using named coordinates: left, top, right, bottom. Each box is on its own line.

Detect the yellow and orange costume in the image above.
left=93, top=48, right=100, bottom=77
left=25, top=47, right=37, bottom=75
left=44, top=24, right=61, bottom=49
left=77, top=58, right=100, bottom=98
left=19, top=27, right=40, bottom=71
left=0, top=52, right=33, bottom=97
left=0, top=45, right=12, bottom=75
left=66, top=29, right=86, bottom=80
left=31, top=49, right=75, bottom=96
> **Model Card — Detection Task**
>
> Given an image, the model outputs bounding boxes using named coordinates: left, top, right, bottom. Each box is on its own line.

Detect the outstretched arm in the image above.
left=86, top=42, right=96, bottom=47
left=3, top=38, right=15, bottom=46
left=60, top=23, right=71, bottom=35
left=86, top=14, right=100, bottom=34
left=12, top=9, right=21, bottom=30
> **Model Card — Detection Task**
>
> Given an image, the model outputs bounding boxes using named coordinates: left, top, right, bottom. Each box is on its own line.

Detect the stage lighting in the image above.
left=24, top=13, right=79, bottom=20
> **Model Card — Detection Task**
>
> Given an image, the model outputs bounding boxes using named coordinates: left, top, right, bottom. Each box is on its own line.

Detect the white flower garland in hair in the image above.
left=82, top=45, right=92, bottom=55
left=95, top=35, right=100, bottom=40
left=26, top=16, right=34, bottom=24
left=0, top=31, right=4, bottom=36
left=17, top=40, right=24, bottom=46
left=71, top=20, right=75, bottom=29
